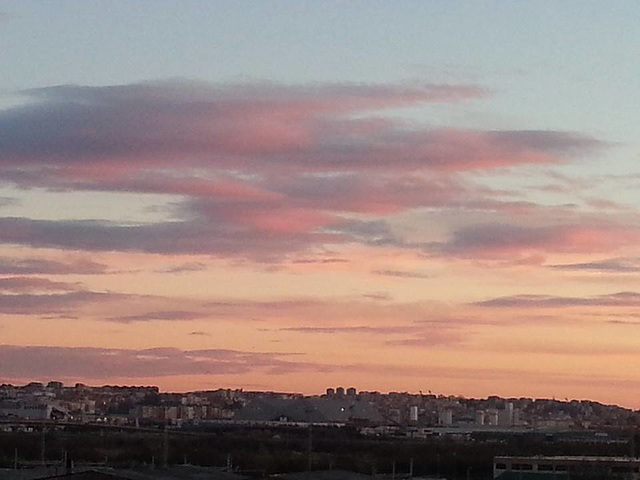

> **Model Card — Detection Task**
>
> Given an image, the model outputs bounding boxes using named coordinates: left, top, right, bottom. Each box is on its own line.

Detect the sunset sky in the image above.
left=1, top=1, right=640, bottom=407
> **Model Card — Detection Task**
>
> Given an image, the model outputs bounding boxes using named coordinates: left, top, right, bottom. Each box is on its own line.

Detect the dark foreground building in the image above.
left=0, top=466, right=247, bottom=480
left=494, top=456, right=640, bottom=479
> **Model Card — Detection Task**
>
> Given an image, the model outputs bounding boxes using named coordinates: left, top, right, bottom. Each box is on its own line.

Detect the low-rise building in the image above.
left=494, top=456, right=640, bottom=479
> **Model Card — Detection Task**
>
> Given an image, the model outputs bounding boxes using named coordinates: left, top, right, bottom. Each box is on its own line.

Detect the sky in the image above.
left=1, top=1, right=640, bottom=407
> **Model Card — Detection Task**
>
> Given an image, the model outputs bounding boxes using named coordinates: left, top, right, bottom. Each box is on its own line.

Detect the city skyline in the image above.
left=2, top=379, right=637, bottom=411
left=1, top=2, right=640, bottom=408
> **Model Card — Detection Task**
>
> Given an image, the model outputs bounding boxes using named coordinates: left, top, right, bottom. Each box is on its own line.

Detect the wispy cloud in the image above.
left=155, top=262, right=207, bottom=274
left=106, top=310, right=206, bottom=323
left=188, top=331, right=210, bottom=336
left=0, top=256, right=108, bottom=275
left=0, top=345, right=310, bottom=379
left=0, top=216, right=340, bottom=259
left=372, top=269, right=432, bottom=279
left=550, top=257, right=640, bottom=273
left=290, top=257, right=350, bottom=265
left=474, top=291, right=640, bottom=308
left=0, top=80, right=487, bottom=169
left=0, top=291, right=122, bottom=315
left=433, top=223, right=639, bottom=259
left=280, top=320, right=464, bottom=348
left=0, top=276, right=80, bottom=292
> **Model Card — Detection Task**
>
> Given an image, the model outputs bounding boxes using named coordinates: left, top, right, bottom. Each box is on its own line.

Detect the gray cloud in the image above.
left=0, top=276, right=80, bottom=292
left=0, top=217, right=322, bottom=259
left=106, top=310, right=206, bottom=323
left=372, top=269, right=432, bottom=279
left=0, top=291, right=122, bottom=315
left=0, top=256, right=108, bottom=275
left=0, top=345, right=311, bottom=379
left=361, top=292, right=392, bottom=301
left=0, top=80, right=485, bottom=167
left=433, top=223, right=638, bottom=258
left=280, top=322, right=463, bottom=348
left=550, top=257, right=640, bottom=273
left=474, top=291, right=640, bottom=308
left=290, top=257, right=350, bottom=265
left=488, top=130, right=602, bottom=155
left=155, top=262, right=207, bottom=274
left=438, top=224, right=563, bottom=254
left=384, top=330, right=463, bottom=347
left=0, top=213, right=409, bottom=261
left=280, top=325, right=416, bottom=335
left=0, top=81, right=601, bottom=185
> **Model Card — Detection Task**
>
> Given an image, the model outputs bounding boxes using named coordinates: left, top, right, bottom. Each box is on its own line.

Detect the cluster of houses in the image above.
left=2, top=382, right=638, bottom=433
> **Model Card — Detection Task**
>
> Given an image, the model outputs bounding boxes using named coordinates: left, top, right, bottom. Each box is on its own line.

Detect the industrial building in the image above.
left=494, top=456, right=640, bottom=479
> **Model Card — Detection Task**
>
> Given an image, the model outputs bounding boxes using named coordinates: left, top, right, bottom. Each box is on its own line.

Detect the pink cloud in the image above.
left=0, top=81, right=599, bottom=177
left=279, top=324, right=462, bottom=347
left=372, top=269, right=432, bottom=279
left=0, top=256, right=108, bottom=275
left=436, top=223, right=640, bottom=258
left=474, top=291, right=640, bottom=308
left=0, top=290, right=121, bottom=315
left=1, top=81, right=485, bottom=166
left=550, top=257, right=640, bottom=273
left=0, top=276, right=79, bottom=292
left=0, top=80, right=612, bottom=261
left=105, top=310, right=209, bottom=323
left=0, top=345, right=310, bottom=379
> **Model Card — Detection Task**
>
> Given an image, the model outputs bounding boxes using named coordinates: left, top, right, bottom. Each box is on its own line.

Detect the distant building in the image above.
left=33, top=465, right=249, bottom=480
left=0, top=403, right=55, bottom=420
left=235, top=396, right=383, bottom=424
left=438, top=409, right=452, bottom=426
left=498, top=402, right=514, bottom=427
left=336, top=387, right=345, bottom=396
left=494, top=456, right=640, bottom=479
left=346, top=387, right=356, bottom=396
left=24, top=382, right=45, bottom=392
left=326, top=388, right=335, bottom=396
left=409, top=405, right=419, bottom=423
left=486, top=409, right=499, bottom=426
